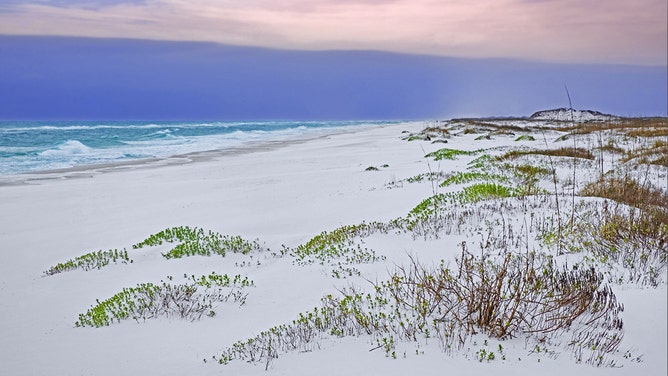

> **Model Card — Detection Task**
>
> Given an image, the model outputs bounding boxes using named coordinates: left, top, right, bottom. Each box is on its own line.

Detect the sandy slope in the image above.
left=0, top=122, right=665, bottom=375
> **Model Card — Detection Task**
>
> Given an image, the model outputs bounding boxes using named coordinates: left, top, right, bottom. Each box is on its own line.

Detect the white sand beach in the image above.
left=0, top=120, right=665, bottom=375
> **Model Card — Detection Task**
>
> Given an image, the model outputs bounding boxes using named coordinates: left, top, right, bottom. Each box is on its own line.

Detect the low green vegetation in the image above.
left=44, top=249, right=131, bottom=275
left=458, top=183, right=514, bottom=202
left=75, top=272, right=253, bottom=327
left=466, top=154, right=496, bottom=170
left=512, top=164, right=550, bottom=178
left=424, top=148, right=481, bottom=161
left=439, top=172, right=510, bottom=187
left=133, top=226, right=265, bottom=259
left=291, top=223, right=387, bottom=267
left=410, top=183, right=515, bottom=214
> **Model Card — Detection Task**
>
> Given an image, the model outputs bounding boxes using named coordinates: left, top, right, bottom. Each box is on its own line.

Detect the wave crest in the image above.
left=40, top=140, right=91, bottom=157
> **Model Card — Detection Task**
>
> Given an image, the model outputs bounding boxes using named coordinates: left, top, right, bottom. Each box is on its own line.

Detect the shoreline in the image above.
left=0, top=122, right=413, bottom=187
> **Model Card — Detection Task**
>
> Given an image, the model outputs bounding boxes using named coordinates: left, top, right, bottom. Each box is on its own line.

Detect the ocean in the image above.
left=0, top=120, right=406, bottom=176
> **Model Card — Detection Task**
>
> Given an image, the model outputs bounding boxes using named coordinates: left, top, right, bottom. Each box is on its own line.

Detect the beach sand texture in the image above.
left=0, top=120, right=665, bottom=375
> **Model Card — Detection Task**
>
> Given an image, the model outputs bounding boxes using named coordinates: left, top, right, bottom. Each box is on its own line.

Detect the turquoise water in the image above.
left=0, top=120, right=401, bottom=175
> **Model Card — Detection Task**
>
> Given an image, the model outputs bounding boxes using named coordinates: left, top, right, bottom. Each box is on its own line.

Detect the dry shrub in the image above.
left=501, top=147, right=595, bottom=161
left=626, top=127, right=668, bottom=137
left=566, top=117, right=667, bottom=136
left=581, top=176, right=668, bottom=223
left=385, top=248, right=623, bottom=366
left=621, top=140, right=668, bottom=165
left=650, top=154, right=668, bottom=166
left=597, top=143, right=625, bottom=154
left=580, top=177, right=668, bottom=285
left=422, top=127, right=451, bottom=136
left=216, top=247, right=625, bottom=367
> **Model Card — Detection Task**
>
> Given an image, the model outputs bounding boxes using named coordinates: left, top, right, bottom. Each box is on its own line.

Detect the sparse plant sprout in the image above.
left=44, top=249, right=132, bottom=275
left=404, top=171, right=448, bottom=184
left=290, top=223, right=388, bottom=267
left=515, top=135, right=536, bottom=141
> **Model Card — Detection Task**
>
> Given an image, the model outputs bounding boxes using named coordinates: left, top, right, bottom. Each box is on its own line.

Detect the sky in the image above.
left=0, top=0, right=666, bottom=120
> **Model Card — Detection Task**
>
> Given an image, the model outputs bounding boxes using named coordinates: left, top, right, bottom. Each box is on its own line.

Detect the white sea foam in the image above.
left=40, top=140, right=92, bottom=157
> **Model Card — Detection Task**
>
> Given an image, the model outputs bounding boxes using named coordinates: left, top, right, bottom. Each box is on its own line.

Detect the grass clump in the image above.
left=578, top=176, right=668, bottom=285
left=409, top=183, right=515, bottom=219
left=458, top=183, right=514, bottom=202
left=439, top=172, right=509, bottom=188
left=405, top=183, right=517, bottom=234
left=409, top=193, right=448, bottom=218
left=625, top=127, right=668, bottom=138
left=500, top=147, right=595, bottom=161
left=564, top=117, right=666, bottom=136
left=515, top=135, right=536, bottom=141
left=133, top=226, right=265, bottom=259
left=214, top=250, right=623, bottom=367
left=425, top=148, right=479, bottom=161
left=513, top=164, right=550, bottom=178
left=467, top=154, right=497, bottom=170
left=509, top=164, right=551, bottom=196
left=620, top=140, right=668, bottom=165
left=587, top=208, right=667, bottom=286
left=291, top=223, right=387, bottom=266
left=44, top=249, right=131, bottom=275
left=133, top=226, right=200, bottom=247
left=581, top=176, right=668, bottom=220
left=75, top=272, right=253, bottom=327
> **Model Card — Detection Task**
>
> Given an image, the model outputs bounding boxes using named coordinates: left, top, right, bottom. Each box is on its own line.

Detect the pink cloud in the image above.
left=0, top=0, right=665, bottom=65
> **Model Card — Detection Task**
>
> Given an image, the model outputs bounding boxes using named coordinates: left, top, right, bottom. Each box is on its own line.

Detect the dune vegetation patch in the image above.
left=424, top=148, right=482, bottom=161
left=620, top=140, right=668, bottom=165
left=76, top=272, right=253, bottom=328
left=439, top=171, right=510, bottom=188
left=565, top=117, right=667, bottom=137
left=44, top=249, right=132, bottom=275
left=133, top=226, right=267, bottom=259
left=500, top=147, right=595, bottom=161
left=515, top=134, right=536, bottom=141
